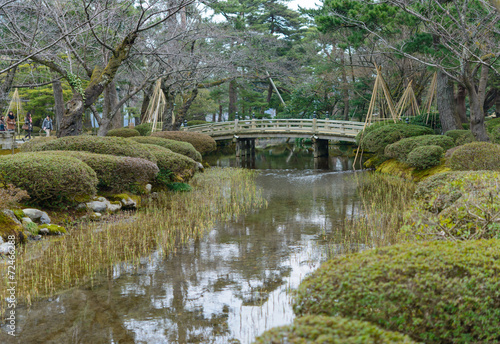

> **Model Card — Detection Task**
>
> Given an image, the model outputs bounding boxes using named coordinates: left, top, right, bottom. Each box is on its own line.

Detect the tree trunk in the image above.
left=455, top=84, right=467, bottom=124
left=228, top=79, right=237, bottom=120
left=0, top=65, right=17, bottom=113
left=340, top=50, right=349, bottom=120
left=436, top=70, right=461, bottom=133
left=496, top=93, right=500, bottom=117
left=218, top=104, right=223, bottom=122
left=162, top=90, right=175, bottom=131
left=52, top=78, right=65, bottom=132
left=59, top=33, right=137, bottom=137
left=173, top=88, right=199, bottom=130
left=464, top=64, right=489, bottom=141
left=109, top=83, right=122, bottom=129
left=267, top=82, right=273, bottom=104
left=140, top=84, right=153, bottom=123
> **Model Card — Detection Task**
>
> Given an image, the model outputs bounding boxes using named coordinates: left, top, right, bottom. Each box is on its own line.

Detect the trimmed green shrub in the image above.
left=186, top=120, right=208, bottom=126
left=0, top=153, right=97, bottom=203
left=106, top=127, right=140, bottom=138
left=139, top=144, right=197, bottom=182
left=405, top=171, right=500, bottom=240
left=151, top=131, right=216, bottom=154
left=134, top=123, right=153, bottom=136
left=485, top=117, right=500, bottom=133
left=355, top=121, right=394, bottom=145
left=448, top=142, right=500, bottom=170
left=461, top=122, right=470, bottom=130
left=294, top=240, right=500, bottom=343
left=384, top=135, right=454, bottom=162
left=359, top=124, right=433, bottom=155
left=20, top=136, right=57, bottom=152
left=406, top=145, right=443, bottom=169
left=26, top=136, right=156, bottom=163
left=37, top=151, right=158, bottom=192
left=129, top=136, right=202, bottom=162
left=444, top=129, right=474, bottom=145
left=254, top=315, right=417, bottom=344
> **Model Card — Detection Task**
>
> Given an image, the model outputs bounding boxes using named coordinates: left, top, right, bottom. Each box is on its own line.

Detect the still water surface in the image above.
left=2, top=146, right=364, bottom=344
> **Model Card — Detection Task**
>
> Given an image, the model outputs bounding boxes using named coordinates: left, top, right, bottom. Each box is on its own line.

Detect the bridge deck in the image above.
left=182, top=119, right=365, bottom=142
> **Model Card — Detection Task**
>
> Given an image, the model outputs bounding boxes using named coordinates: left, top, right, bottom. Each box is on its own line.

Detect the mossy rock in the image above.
left=0, top=211, right=26, bottom=243
left=254, top=315, right=417, bottom=344
left=12, top=209, right=25, bottom=221
left=108, top=193, right=141, bottom=209
left=39, top=224, right=66, bottom=235
left=294, top=240, right=500, bottom=344
left=376, top=158, right=450, bottom=182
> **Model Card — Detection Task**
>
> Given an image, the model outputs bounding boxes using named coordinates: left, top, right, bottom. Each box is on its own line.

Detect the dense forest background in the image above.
left=1, top=0, right=499, bottom=140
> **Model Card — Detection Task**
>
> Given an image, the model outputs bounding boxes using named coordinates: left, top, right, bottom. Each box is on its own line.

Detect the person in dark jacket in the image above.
left=0, top=116, right=5, bottom=131
left=42, top=115, right=53, bottom=137
left=6, top=111, right=16, bottom=131
left=23, top=112, right=33, bottom=141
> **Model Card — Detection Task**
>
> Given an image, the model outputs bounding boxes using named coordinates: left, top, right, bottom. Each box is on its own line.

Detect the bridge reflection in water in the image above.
left=183, top=118, right=366, bottom=162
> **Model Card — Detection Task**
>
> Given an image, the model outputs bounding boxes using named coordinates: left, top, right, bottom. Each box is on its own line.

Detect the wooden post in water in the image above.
left=313, top=138, right=329, bottom=158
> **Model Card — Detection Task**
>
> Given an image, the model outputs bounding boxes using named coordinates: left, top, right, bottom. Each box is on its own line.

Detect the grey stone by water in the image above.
left=86, top=201, right=107, bottom=213
left=0, top=242, right=14, bottom=255
left=39, top=228, right=49, bottom=235
left=2, top=209, right=22, bottom=225
left=107, top=203, right=122, bottom=213
left=145, top=184, right=152, bottom=193
left=23, top=208, right=51, bottom=224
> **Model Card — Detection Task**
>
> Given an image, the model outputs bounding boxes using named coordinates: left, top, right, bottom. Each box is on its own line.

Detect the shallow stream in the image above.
left=1, top=145, right=365, bottom=344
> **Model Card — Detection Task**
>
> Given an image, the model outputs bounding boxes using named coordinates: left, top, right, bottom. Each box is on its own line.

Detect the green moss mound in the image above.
left=26, top=136, right=156, bottom=163
left=448, top=142, right=500, bottom=170
left=0, top=211, right=25, bottom=243
left=39, top=224, right=66, bottom=235
left=129, top=136, right=202, bottom=162
left=444, top=130, right=474, bottom=145
left=134, top=123, right=153, bottom=136
left=151, top=131, right=216, bottom=154
left=406, top=145, right=444, bottom=170
left=407, top=171, right=500, bottom=240
left=384, top=135, right=454, bottom=162
left=105, top=128, right=140, bottom=138
left=376, top=159, right=450, bottom=182
left=0, top=153, right=97, bottom=203
left=139, top=144, right=197, bottom=182
left=360, top=124, right=434, bottom=155
left=254, top=315, right=417, bottom=344
left=294, top=240, right=500, bottom=344
left=37, top=151, right=159, bottom=192
left=20, top=136, right=57, bottom=152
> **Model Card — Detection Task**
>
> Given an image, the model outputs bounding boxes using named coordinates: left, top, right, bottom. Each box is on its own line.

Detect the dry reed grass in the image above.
left=0, top=168, right=265, bottom=315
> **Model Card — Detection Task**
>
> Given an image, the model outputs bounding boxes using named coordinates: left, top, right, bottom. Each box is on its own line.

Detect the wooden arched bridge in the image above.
left=182, top=118, right=365, bottom=142
left=182, top=118, right=366, bottom=159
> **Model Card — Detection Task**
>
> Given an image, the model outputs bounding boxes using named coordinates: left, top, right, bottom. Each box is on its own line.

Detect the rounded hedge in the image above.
left=0, top=153, right=98, bottom=203
left=20, top=136, right=57, bottom=152
left=129, top=136, right=202, bottom=162
left=254, top=315, right=417, bottom=344
left=186, top=120, right=207, bottom=126
left=448, top=142, right=500, bottom=170
left=139, top=144, right=197, bottom=182
left=26, top=136, right=156, bottom=163
left=37, top=151, right=158, bottom=192
left=106, top=127, right=140, bottom=138
left=444, top=130, right=474, bottom=145
left=134, top=122, right=153, bottom=136
left=151, top=131, right=216, bottom=154
left=406, top=145, right=444, bottom=170
left=360, top=124, right=434, bottom=155
left=294, top=240, right=500, bottom=344
left=384, top=135, right=454, bottom=162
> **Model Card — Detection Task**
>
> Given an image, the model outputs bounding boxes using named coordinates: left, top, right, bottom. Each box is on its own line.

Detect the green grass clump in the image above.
left=151, top=131, right=216, bottom=154
left=105, top=127, right=140, bottom=138
left=37, top=151, right=159, bottom=192
left=384, top=135, right=454, bottom=162
left=406, top=145, right=444, bottom=170
left=39, top=224, right=66, bottom=234
left=448, top=142, right=500, bottom=170
left=129, top=136, right=202, bottom=162
left=25, top=136, right=156, bottom=163
left=359, top=124, right=433, bottom=155
left=167, top=182, right=192, bottom=192
left=254, top=315, right=417, bottom=344
left=0, top=153, right=97, bottom=204
left=294, top=240, right=500, bottom=344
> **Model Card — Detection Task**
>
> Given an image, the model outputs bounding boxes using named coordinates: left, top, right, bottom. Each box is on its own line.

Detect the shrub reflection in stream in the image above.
left=329, top=173, right=415, bottom=255
left=0, top=168, right=266, bottom=316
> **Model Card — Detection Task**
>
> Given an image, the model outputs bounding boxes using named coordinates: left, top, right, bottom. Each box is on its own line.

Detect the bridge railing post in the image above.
left=313, top=115, right=317, bottom=134
left=234, top=117, right=239, bottom=134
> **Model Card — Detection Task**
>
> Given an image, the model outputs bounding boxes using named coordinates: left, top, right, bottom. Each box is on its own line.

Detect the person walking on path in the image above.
left=0, top=116, right=5, bottom=131
left=6, top=111, right=16, bottom=131
left=42, top=115, right=53, bottom=137
left=23, top=112, right=33, bottom=141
